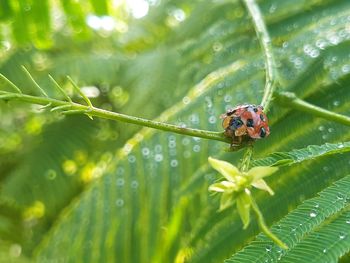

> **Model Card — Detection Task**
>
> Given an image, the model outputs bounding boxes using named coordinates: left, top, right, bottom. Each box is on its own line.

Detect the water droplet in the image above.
left=208, top=116, right=217, bottom=124
left=333, top=100, right=340, bottom=106
left=346, top=219, right=350, bottom=224
left=315, top=39, right=327, bottom=50
left=128, top=155, right=136, bottom=163
left=339, top=232, right=346, bottom=240
left=212, top=42, right=223, bottom=52
left=116, top=167, right=125, bottom=175
left=170, top=159, right=178, bottom=167
left=154, top=154, right=163, bottom=162
left=131, top=180, right=139, bottom=189
left=183, top=151, right=191, bottom=158
left=328, top=128, right=334, bottom=133
left=341, top=64, right=350, bottom=73
left=182, top=138, right=190, bottom=146
left=224, top=94, right=232, bottom=102
left=318, top=125, right=325, bottom=131
left=275, top=224, right=282, bottom=232
left=309, top=210, right=317, bottom=218
left=282, top=42, right=289, bottom=48
left=182, top=96, right=191, bottom=104
left=193, top=145, right=201, bottom=152
left=323, top=248, right=327, bottom=253
left=337, top=194, right=344, bottom=201
left=155, top=145, right=162, bottom=153
left=45, top=169, right=57, bottom=180
left=323, top=166, right=329, bottom=172
left=269, top=4, right=277, bottom=13
left=116, top=178, right=125, bottom=186
left=116, top=199, right=124, bottom=207
left=265, top=245, right=272, bottom=252
left=168, top=141, right=176, bottom=148
left=142, top=147, right=150, bottom=156
left=310, top=49, right=320, bottom=58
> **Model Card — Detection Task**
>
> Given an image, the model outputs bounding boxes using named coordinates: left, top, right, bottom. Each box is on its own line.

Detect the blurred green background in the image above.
left=0, top=0, right=350, bottom=262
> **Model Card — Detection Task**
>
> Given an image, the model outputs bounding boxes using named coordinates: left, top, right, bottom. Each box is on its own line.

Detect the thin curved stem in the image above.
left=276, top=92, right=350, bottom=126
left=242, top=0, right=278, bottom=113
left=0, top=92, right=229, bottom=143
left=250, top=196, right=288, bottom=249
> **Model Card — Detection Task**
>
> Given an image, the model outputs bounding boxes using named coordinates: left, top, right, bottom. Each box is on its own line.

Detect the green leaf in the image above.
left=236, top=191, right=252, bottom=229
left=226, top=175, right=350, bottom=263
left=253, top=141, right=350, bottom=167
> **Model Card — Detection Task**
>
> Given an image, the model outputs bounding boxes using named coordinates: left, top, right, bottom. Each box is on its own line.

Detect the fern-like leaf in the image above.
left=226, top=175, right=350, bottom=263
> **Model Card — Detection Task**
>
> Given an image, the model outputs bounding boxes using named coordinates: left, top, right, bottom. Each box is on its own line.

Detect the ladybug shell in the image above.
left=221, top=104, right=270, bottom=139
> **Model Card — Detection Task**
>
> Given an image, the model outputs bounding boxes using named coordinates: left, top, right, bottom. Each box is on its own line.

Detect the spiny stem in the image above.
left=0, top=92, right=229, bottom=143
left=242, top=0, right=278, bottom=113
left=276, top=92, right=350, bottom=127
left=67, top=76, right=93, bottom=108
left=239, top=145, right=253, bottom=172
left=250, top=196, right=288, bottom=249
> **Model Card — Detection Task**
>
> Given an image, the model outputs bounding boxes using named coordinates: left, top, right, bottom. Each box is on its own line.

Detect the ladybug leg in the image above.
left=230, top=135, right=242, bottom=148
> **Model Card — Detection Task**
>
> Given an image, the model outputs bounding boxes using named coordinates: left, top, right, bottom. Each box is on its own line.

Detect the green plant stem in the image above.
left=250, top=195, right=288, bottom=249
left=239, top=145, right=253, bottom=172
left=0, top=92, right=230, bottom=143
left=276, top=92, right=350, bottom=126
left=242, top=0, right=278, bottom=113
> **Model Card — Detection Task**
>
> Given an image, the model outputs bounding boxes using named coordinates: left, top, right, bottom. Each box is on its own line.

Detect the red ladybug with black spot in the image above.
left=221, top=104, right=270, bottom=146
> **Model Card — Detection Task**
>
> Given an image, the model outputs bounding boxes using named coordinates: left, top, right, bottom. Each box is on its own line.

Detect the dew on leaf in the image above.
left=116, top=167, right=125, bottom=175
left=154, top=144, right=162, bottom=153
left=142, top=147, right=150, bottom=156
left=170, top=159, right=178, bottom=167
left=224, top=94, right=232, bottom=102
left=182, top=96, right=191, bottom=104
left=269, top=4, right=277, bottom=13
left=182, top=138, right=190, bottom=146
left=208, top=116, right=217, bottom=124
left=265, top=245, right=272, bottom=252
left=339, top=232, right=346, bottom=240
left=116, top=178, right=125, bottom=186
left=341, top=64, right=350, bottom=73
left=154, top=154, right=163, bottom=162
left=45, top=169, right=57, bottom=180
left=212, top=42, right=223, bottom=52
left=309, top=209, right=317, bottom=218
left=131, top=180, right=139, bottom=189
left=282, top=42, right=289, bottom=48
left=183, top=151, right=191, bottom=158
left=168, top=141, right=176, bottom=148
left=128, top=155, right=136, bottom=163
left=333, top=100, right=340, bottom=106
left=115, top=199, right=124, bottom=207
left=193, top=145, right=201, bottom=152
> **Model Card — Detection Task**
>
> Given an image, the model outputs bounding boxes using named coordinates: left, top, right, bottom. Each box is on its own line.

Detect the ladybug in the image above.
left=221, top=104, right=270, bottom=147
